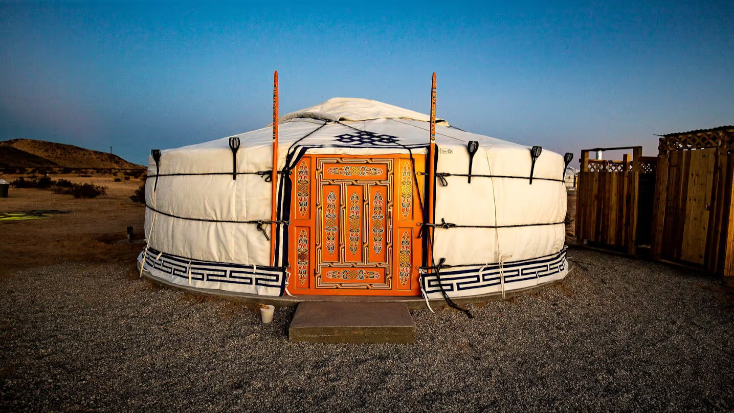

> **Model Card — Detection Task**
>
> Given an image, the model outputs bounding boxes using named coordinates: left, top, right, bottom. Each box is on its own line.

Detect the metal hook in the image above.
left=229, top=137, right=241, bottom=180
left=529, top=146, right=542, bottom=184
left=151, top=149, right=161, bottom=190
left=467, top=141, right=479, bottom=183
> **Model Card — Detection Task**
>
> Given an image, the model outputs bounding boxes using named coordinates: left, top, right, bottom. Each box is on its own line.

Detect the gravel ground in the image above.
left=2, top=249, right=734, bottom=412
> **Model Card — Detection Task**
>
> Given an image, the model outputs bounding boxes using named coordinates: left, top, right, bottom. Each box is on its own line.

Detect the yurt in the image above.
left=138, top=93, right=570, bottom=305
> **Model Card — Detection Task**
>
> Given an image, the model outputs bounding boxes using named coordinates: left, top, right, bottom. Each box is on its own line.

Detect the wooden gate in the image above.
left=288, top=155, right=424, bottom=295
left=575, top=147, right=657, bottom=255
left=652, top=127, right=734, bottom=275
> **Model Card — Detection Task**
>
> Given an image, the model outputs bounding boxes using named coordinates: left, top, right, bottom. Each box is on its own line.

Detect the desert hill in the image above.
left=0, top=139, right=143, bottom=169
left=0, top=146, right=59, bottom=168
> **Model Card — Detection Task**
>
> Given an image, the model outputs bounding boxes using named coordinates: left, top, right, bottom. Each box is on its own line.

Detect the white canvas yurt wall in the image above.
left=138, top=98, right=568, bottom=299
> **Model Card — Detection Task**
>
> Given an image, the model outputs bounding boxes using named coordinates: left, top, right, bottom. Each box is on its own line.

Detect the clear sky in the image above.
left=1, top=1, right=732, bottom=165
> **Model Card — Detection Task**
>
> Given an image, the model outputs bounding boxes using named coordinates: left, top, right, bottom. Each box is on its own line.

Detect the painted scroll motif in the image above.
left=325, top=269, right=380, bottom=280
left=371, top=191, right=384, bottom=255
left=326, top=165, right=383, bottom=177
left=348, top=192, right=361, bottom=255
left=296, top=161, right=309, bottom=219
left=399, top=229, right=411, bottom=287
left=297, top=229, right=309, bottom=286
left=324, top=189, right=338, bottom=258
left=400, top=161, right=412, bottom=219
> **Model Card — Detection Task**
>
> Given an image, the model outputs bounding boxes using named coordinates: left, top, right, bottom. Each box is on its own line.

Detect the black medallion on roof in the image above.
left=335, top=130, right=399, bottom=146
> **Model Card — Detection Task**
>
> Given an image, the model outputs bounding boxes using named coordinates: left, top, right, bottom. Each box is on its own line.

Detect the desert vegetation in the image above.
left=10, top=175, right=107, bottom=198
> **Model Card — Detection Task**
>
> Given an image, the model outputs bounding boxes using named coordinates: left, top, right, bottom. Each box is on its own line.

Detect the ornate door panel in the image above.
left=288, top=155, right=423, bottom=296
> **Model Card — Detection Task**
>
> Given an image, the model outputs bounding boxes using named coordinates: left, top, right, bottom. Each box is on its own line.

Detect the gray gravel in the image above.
left=2, top=249, right=734, bottom=412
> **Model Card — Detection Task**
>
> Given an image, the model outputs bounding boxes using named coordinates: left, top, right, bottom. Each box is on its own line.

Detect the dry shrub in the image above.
left=54, top=183, right=107, bottom=199
left=129, top=184, right=145, bottom=204
left=11, top=176, right=54, bottom=188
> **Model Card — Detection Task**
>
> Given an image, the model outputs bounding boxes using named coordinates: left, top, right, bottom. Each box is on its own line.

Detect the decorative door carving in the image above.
left=289, top=155, right=423, bottom=296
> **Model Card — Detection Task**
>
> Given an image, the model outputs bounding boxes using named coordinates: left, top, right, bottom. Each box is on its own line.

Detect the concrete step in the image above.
left=289, top=302, right=415, bottom=344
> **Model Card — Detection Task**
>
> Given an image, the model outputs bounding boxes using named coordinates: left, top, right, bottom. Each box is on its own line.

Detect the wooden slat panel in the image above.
left=619, top=155, right=631, bottom=246
left=600, top=167, right=609, bottom=244
left=681, top=149, right=715, bottom=265
left=673, top=150, right=692, bottom=260
left=608, top=171, right=617, bottom=245
left=723, top=155, right=734, bottom=276
left=627, top=148, right=641, bottom=255
left=651, top=153, right=669, bottom=259
left=576, top=151, right=589, bottom=242
left=591, top=169, right=600, bottom=241
left=707, top=150, right=727, bottom=272
left=713, top=155, right=730, bottom=273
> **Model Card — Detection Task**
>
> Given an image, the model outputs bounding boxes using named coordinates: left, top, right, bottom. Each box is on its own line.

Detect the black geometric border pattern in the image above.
left=139, top=248, right=284, bottom=295
left=421, top=248, right=568, bottom=297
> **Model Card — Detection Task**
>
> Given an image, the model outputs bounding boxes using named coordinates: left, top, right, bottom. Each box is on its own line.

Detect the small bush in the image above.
left=114, top=178, right=121, bottom=182
left=36, top=176, right=54, bottom=188
left=11, top=177, right=34, bottom=188
left=54, top=183, right=107, bottom=198
left=124, top=176, right=130, bottom=181
left=78, top=174, right=92, bottom=177
left=55, top=179, right=73, bottom=188
left=72, top=183, right=107, bottom=198
left=130, top=184, right=146, bottom=204
left=61, top=167, right=72, bottom=174
left=11, top=176, right=54, bottom=188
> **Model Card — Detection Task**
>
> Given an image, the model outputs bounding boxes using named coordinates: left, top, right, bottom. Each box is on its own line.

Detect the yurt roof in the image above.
left=176, top=98, right=527, bottom=152
left=280, top=97, right=449, bottom=125
left=154, top=98, right=565, bottom=179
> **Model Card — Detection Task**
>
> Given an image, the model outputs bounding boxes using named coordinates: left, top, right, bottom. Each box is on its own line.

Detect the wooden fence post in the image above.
left=576, top=151, right=589, bottom=244
left=651, top=142, right=668, bottom=260
left=724, top=161, right=734, bottom=276
left=627, top=147, right=642, bottom=256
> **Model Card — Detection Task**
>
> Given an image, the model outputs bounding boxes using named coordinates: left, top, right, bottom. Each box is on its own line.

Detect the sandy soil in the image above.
left=1, top=251, right=733, bottom=411
left=0, top=174, right=145, bottom=278
left=2, top=176, right=733, bottom=411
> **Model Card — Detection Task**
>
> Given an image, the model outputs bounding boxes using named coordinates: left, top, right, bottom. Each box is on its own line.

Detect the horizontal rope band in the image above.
left=145, top=204, right=289, bottom=240
left=436, top=172, right=563, bottom=184
left=420, top=218, right=565, bottom=229
left=147, top=170, right=288, bottom=180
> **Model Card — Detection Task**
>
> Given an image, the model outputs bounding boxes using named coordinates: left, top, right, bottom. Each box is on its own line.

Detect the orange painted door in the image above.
left=289, top=155, right=424, bottom=296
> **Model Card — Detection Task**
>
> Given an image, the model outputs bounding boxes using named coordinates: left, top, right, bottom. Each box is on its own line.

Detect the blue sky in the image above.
left=1, top=1, right=732, bottom=165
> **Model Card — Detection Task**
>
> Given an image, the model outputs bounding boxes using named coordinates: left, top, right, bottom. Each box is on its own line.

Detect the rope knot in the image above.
left=255, top=221, right=270, bottom=241
left=439, top=218, right=456, bottom=229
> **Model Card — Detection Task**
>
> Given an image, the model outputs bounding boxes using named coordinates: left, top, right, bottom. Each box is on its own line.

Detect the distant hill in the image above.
left=0, top=146, right=59, bottom=168
left=0, top=139, right=144, bottom=169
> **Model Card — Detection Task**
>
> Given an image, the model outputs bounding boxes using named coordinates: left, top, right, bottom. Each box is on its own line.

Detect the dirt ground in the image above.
left=2, top=178, right=733, bottom=411
left=0, top=174, right=146, bottom=278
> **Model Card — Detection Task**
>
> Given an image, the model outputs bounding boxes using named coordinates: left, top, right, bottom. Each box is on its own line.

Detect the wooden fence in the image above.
left=575, top=146, right=648, bottom=255
left=651, top=127, right=734, bottom=275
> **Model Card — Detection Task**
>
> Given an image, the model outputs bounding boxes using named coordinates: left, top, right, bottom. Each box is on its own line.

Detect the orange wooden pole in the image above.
left=270, top=71, right=279, bottom=265
left=427, top=73, right=437, bottom=257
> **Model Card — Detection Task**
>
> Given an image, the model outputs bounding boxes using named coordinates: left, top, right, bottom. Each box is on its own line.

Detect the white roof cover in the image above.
left=280, top=97, right=448, bottom=124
